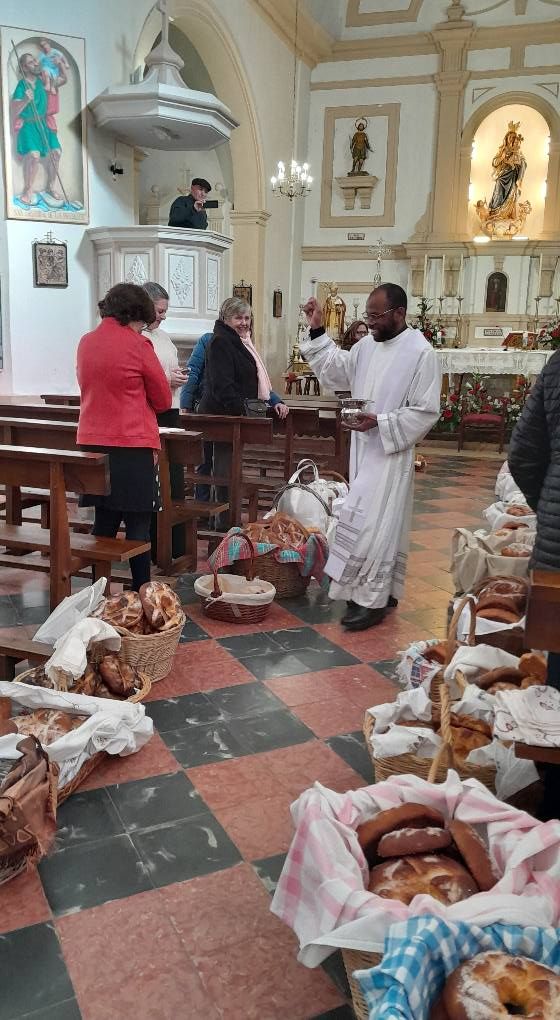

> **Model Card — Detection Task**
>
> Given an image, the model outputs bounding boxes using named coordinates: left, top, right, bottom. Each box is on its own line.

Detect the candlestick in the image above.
left=458, top=254, right=464, bottom=298
left=438, top=295, right=444, bottom=317
left=555, top=296, right=560, bottom=317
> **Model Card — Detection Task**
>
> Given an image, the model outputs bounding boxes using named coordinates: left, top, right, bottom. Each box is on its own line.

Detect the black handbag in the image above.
left=243, top=398, right=269, bottom=418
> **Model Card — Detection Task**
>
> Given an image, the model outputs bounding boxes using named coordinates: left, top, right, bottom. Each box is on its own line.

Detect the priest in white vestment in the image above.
left=301, top=284, right=442, bottom=630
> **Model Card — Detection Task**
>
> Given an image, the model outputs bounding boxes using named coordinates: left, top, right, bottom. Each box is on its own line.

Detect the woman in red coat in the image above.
left=77, top=283, right=172, bottom=590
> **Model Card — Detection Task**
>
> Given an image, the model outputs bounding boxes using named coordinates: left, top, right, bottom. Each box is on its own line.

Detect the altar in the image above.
left=437, top=347, right=553, bottom=383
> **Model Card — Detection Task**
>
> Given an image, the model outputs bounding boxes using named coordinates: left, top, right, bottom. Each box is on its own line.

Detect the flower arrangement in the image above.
left=434, top=373, right=530, bottom=433
left=413, top=298, right=445, bottom=346
left=537, top=317, right=560, bottom=350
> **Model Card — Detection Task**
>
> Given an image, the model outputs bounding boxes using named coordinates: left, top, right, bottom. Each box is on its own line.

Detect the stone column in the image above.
left=542, top=141, right=560, bottom=240
left=229, top=209, right=270, bottom=346
left=428, top=7, right=474, bottom=242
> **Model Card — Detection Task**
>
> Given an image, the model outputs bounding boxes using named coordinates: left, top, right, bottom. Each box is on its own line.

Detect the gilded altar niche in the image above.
left=474, top=121, right=531, bottom=239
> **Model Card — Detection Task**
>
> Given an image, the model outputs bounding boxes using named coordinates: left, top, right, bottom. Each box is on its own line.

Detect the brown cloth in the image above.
left=0, top=736, right=58, bottom=875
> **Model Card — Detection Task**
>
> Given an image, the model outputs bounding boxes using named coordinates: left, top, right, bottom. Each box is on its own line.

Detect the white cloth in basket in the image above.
left=494, top=686, right=560, bottom=746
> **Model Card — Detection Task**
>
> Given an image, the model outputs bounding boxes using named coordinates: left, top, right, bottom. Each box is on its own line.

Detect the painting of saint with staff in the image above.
left=1, top=27, right=88, bottom=223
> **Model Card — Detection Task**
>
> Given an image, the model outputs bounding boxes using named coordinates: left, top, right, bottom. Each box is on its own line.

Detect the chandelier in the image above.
left=270, top=0, right=312, bottom=200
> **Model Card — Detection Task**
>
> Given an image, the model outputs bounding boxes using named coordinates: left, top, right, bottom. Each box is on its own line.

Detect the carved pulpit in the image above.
left=87, top=225, right=233, bottom=359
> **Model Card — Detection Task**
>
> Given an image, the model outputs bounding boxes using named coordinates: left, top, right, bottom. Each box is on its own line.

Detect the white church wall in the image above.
left=0, top=0, right=155, bottom=393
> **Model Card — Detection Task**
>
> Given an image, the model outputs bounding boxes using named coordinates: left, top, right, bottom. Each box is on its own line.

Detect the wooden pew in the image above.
left=0, top=403, right=79, bottom=421
left=0, top=636, right=52, bottom=681
left=0, top=446, right=150, bottom=609
left=41, top=394, right=80, bottom=406
left=0, top=418, right=205, bottom=575
left=179, top=413, right=273, bottom=526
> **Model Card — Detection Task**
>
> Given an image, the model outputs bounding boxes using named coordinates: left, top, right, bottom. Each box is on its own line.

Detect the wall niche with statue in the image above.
left=485, top=272, right=508, bottom=312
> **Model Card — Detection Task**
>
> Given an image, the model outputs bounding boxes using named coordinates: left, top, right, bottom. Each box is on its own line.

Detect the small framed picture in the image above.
left=273, top=289, right=282, bottom=318
left=233, top=280, right=252, bottom=305
left=32, top=240, right=68, bottom=287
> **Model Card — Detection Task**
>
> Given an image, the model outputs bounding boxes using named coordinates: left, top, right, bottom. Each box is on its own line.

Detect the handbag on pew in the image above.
left=274, top=459, right=348, bottom=536
left=243, top=398, right=269, bottom=418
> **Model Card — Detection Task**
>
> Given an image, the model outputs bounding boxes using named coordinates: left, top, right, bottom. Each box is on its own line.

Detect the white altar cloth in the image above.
left=437, top=348, right=552, bottom=381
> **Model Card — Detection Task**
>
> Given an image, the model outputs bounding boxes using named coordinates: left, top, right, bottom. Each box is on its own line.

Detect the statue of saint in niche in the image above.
left=474, top=121, right=531, bottom=238
left=349, top=119, right=372, bottom=175
left=485, top=272, right=507, bottom=312
left=323, top=284, right=346, bottom=338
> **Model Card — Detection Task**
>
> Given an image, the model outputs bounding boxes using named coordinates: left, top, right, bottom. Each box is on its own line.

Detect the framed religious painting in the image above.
left=1, top=26, right=89, bottom=223
left=273, top=289, right=282, bottom=318
left=233, top=280, right=252, bottom=306
left=32, top=236, right=68, bottom=287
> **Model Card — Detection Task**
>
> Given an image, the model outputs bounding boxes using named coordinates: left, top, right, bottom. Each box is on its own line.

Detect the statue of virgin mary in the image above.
left=488, top=121, right=527, bottom=219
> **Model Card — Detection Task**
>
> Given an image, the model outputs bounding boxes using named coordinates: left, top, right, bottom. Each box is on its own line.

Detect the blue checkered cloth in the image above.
left=354, top=918, right=560, bottom=1019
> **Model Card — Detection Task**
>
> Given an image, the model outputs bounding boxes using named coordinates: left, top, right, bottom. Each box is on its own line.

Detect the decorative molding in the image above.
left=124, top=253, right=149, bottom=286
left=329, top=19, right=560, bottom=63
left=537, top=81, right=560, bottom=98
left=168, top=253, right=195, bottom=309
left=331, top=33, right=436, bottom=62
left=97, top=253, right=112, bottom=302
left=470, top=65, right=560, bottom=79
left=320, top=103, right=400, bottom=228
left=206, top=255, right=219, bottom=312
left=472, top=86, right=495, bottom=103
left=230, top=209, right=271, bottom=228
left=345, top=0, right=423, bottom=28
left=249, top=0, right=332, bottom=68
left=310, top=74, right=434, bottom=91
left=302, top=244, right=407, bottom=261
left=509, top=43, right=525, bottom=70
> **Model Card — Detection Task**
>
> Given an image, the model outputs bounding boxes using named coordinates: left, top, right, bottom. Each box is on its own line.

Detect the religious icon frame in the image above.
left=233, top=280, right=253, bottom=306
left=1, top=24, right=89, bottom=224
left=32, top=238, right=68, bottom=287
left=273, top=289, right=282, bottom=318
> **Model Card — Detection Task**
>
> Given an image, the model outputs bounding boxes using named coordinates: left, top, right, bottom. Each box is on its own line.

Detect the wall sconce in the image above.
left=110, top=162, right=124, bottom=181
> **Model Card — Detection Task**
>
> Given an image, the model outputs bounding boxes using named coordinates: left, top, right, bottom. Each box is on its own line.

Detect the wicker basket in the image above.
left=114, top=619, right=184, bottom=682
left=341, top=948, right=382, bottom=1020
left=232, top=548, right=309, bottom=599
left=363, top=679, right=497, bottom=793
left=57, top=751, right=106, bottom=805
left=16, top=666, right=152, bottom=703
left=197, top=535, right=275, bottom=624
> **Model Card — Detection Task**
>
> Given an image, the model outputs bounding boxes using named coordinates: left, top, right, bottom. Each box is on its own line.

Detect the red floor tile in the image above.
left=57, top=888, right=218, bottom=1020
left=0, top=867, right=52, bottom=934
left=210, top=794, right=296, bottom=859
left=264, top=663, right=396, bottom=709
left=144, top=641, right=255, bottom=699
left=158, top=862, right=280, bottom=954
left=78, top=732, right=181, bottom=791
left=192, top=926, right=343, bottom=1020
left=289, top=696, right=367, bottom=737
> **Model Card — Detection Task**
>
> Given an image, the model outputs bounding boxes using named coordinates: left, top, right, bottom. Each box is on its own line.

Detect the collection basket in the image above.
left=422, top=595, right=477, bottom=709
left=363, top=677, right=497, bottom=793
left=196, top=535, right=275, bottom=624
left=341, top=948, right=382, bottom=1020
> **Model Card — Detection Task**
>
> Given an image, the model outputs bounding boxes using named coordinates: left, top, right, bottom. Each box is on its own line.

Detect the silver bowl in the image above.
left=339, top=397, right=375, bottom=425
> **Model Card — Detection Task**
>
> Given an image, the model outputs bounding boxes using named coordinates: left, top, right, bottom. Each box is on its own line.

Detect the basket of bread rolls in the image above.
left=458, top=576, right=530, bottom=657
left=16, top=655, right=151, bottom=704
left=231, top=515, right=312, bottom=599
left=364, top=676, right=497, bottom=793
left=90, top=581, right=185, bottom=682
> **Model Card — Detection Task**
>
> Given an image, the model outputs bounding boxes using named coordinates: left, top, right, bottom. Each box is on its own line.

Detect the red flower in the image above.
left=443, top=409, right=453, bottom=420
left=449, top=393, right=458, bottom=403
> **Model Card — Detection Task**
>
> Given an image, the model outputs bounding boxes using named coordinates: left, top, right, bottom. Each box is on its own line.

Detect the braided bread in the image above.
left=14, top=710, right=86, bottom=745
left=245, top=512, right=310, bottom=548
left=92, top=591, right=144, bottom=632
left=139, top=580, right=183, bottom=631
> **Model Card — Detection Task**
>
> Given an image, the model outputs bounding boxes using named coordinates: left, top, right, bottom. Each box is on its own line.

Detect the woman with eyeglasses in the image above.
left=341, top=320, right=368, bottom=350
left=302, top=283, right=441, bottom=632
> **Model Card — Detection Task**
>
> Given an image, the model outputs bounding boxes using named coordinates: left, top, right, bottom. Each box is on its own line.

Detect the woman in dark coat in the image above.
left=508, top=349, right=560, bottom=819
left=198, top=297, right=257, bottom=529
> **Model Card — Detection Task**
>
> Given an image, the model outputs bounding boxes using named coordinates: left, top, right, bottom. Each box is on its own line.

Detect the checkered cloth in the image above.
left=208, top=527, right=329, bottom=582
left=270, top=772, right=560, bottom=967
left=355, top=918, right=560, bottom=1019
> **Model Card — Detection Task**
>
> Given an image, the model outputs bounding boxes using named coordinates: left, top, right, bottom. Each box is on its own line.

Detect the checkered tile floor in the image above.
left=0, top=454, right=498, bottom=1020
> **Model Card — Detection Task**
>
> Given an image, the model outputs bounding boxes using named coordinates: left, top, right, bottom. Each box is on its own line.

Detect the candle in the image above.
left=423, top=254, right=428, bottom=298
left=458, top=254, right=464, bottom=297
left=440, top=254, right=446, bottom=300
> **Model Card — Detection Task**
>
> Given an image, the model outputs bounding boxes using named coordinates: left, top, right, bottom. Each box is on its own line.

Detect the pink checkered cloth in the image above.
left=270, top=771, right=560, bottom=967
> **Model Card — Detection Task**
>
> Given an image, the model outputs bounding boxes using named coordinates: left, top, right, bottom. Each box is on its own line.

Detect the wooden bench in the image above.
left=0, top=446, right=150, bottom=609
left=179, top=414, right=273, bottom=526
left=41, top=394, right=80, bottom=406
left=0, top=403, right=80, bottom=422
left=0, top=635, right=53, bottom=682
left=0, top=418, right=207, bottom=574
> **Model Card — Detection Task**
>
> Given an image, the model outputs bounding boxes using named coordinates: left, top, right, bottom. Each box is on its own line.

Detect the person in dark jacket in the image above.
left=168, top=178, right=210, bottom=230
left=197, top=297, right=256, bottom=529
left=508, top=351, right=560, bottom=819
